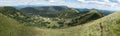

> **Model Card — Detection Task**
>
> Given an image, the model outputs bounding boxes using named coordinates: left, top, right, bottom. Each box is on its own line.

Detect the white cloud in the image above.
left=0, top=0, right=47, bottom=6
left=77, top=0, right=119, bottom=7
left=0, top=0, right=120, bottom=10
left=48, top=0, right=56, bottom=3
left=116, top=0, right=120, bottom=3
left=104, top=0, right=110, bottom=3
left=78, top=0, right=85, bottom=3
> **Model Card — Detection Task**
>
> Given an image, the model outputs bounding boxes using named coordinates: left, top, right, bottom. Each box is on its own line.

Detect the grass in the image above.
left=34, top=12, right=120, bottom=36
left=0, top=13, right=37, bottom=36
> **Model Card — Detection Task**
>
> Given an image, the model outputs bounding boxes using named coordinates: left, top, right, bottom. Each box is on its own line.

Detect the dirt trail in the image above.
left=99, top=23, right=103, bottom=36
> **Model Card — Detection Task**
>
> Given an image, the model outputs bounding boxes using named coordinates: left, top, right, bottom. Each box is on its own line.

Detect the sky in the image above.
left=0, top=0, right=120, bottom=11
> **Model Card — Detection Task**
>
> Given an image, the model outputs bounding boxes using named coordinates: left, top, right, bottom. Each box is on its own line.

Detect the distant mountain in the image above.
left=76, top=8, right=90, bottom=12
left=34, top=6, right=68, bottom=11
left=96, top=10, right=114, bottom=15
left=20, top=6, right=69, bottom=17
left=20, top=7, right=40, bottom=16
left=76, top=8, right=114, bottom=15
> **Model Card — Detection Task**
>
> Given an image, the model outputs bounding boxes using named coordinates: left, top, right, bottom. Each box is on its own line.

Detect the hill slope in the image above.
left=68, top=10, right=104, bottom=26
left=0, top=7, right=28, bottom=23
left=0, top=13, right=37, bottom=36
left=35, top=12, right=120, bottom=36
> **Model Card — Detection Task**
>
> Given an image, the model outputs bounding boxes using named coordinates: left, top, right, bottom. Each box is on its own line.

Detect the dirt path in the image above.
left=99, top=23, right=103, bottom=36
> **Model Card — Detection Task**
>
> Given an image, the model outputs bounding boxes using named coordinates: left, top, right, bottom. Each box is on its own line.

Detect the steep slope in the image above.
left=69, top=11, right=120, bottom=36
left=0, top=6, right=28, bottom=23
left=69, top=10, right=104, bottom=26
left=0, top=13, right=37, bottom=36
left=35, top=11, right=120, bottom=36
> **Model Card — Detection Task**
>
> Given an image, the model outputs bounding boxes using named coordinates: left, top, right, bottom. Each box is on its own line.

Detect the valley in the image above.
left=0, top=6, right=119, bottom=36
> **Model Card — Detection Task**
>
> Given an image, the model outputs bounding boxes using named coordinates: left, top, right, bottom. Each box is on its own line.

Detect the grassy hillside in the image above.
left=0, top=6, right=119, bottom=36
left=34, top=12, right=120, bottom=36
left=0, top=13, right=37, bottom=36
left=0, top=7, right=29, bottom=23
left=68, top=10, right=104, bottom=26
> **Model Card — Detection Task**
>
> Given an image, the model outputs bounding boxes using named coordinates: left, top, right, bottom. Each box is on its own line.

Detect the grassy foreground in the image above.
left=0, top=13, right=38, bottom=36
left=35, top=12, right=120, bottom=36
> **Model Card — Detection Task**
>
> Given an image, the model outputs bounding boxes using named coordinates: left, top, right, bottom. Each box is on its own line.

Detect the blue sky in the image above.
left=0, top=0, right=120, bottom=11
